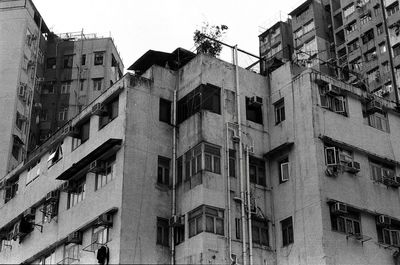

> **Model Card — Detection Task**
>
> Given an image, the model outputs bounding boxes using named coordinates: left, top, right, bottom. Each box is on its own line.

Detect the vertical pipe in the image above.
left=233, top=45, right=247, bottom=265
left=246, top=146, right=253, bottom=265
left=170, top=54, right=179, bottom=264
left=226, top=125, right=233, bottom=263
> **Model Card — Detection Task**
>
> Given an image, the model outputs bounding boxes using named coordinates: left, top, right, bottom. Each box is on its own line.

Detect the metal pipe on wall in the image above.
left=246, top=146, right=253, bottom=265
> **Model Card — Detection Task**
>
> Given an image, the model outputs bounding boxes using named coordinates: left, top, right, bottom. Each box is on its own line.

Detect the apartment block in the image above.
left=1, top=43, right=400, bottom=265
left=0, top=0, right=124, bottom=177
left=0, top=0, right=49, bottom=177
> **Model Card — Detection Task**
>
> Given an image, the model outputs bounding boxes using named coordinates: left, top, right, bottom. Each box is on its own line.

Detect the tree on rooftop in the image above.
left=193, top=23, right=228, bottom=57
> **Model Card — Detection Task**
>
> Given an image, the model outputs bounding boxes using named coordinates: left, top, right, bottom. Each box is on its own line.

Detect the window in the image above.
left=360, top=14, right=372, bottom=25
left=67, top=178, right=86, bottom=209
left=252, top=219, right=269, bottom=246
left=46, top=58, right=56, bottom=69
left=99, top=97, right=119, bottom=129
left=177, top=156, right=183, bottom=184
left=377, top=220, right=400, bottom=247
left=324, top=145, right=354, bottom=166
left=370, top=160, right=395, bottom=184
left=274, top=99, right=285, bottom=124
left=81, top=54, right=86, bottom=65
left=246, top=96, right=263, bottom=124
left=346, top=21, right=357, bottom=34
left=47, top=145, right=63, bottom=168
left=93, top=78, right=103, bottom=91
left=16, top=111, right=25, bottom=131
left=159, top=98, right=171, bottom=124
left=58, top=107, right=68, bottom=121
left=235, top=218, right=241, bottom=240
left=157, top=156, right=170, bottom=186
left=377, top=24, right=384, bottom=35
left=26, top=159, right=41, bottom=185
left=72, top=120, right=90, bottom=150
left=42, top=82, right=55, bottom=94
left=95, top=155, right=116, bottom=190
left=279, top=157, right=290, bottom=183
left=174, top=221, right=185, bottom=245
left=229, top=150, right=236, bottom=178
left=94, top=52, right=104, bottom=65
left=189, top=205, right=224, bottom=238
left=393, top=45, right=400, bottom=57
left=61, top=81, right=71, bottom=94
left=331, top=205, right=361, bottom=236
left=303, top=20, right=314, bottom=35
left=41, top=110, right=48, bottom=121
left=294, top=28, right=302, bottom=39
left=343, top=4, right=355, bottom=17
left=92, top=226, right=110, bottom=247
left=185, top=145, right=202, bottom=180
left=379, top=42, right=387, bottom=54
left=249, top=156, right=266, bottom=186
left=361, top=29, right=374, bottom=44
left=367, top=112, right=389, bottom=132
left=281, top=217, right=294, bottom=246
left=347, top=38, right=360, bottom=53
left=177, top=83, right=221, bottom=124
left=63, top=54, right=73, bottom=68
left=156, top=218, right=169, bottom=246
left=12, top=140, right=21, bottom=160
left=42, top=201, right=58, bottom=223
left=387, top=2, right=399, bottom=16
left=184, top=143, right=222, bottom=180
left=64, top=243, right=80, bottom=263
left=4, top=178, right=19, bottom=203
left=204, top=144, right=221, bottom=174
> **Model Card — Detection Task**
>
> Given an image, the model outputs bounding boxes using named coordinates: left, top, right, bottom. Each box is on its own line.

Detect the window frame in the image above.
left=156, top=217, right=169, bottom=246
left=157, top=156, right=170, bottom=186
left=94, top=52, right=105, bottom=66
left=281, top=217, right=294, bottom=247
left=188, top=205, right=224, bottom=238
left=274, top=99, right=285, bottom=125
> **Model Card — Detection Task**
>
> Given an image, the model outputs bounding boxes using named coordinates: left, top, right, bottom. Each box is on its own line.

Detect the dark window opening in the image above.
left=177, top=156, right=183, bottom=185
left=330, top=204, right=361, bottom=236
left=99, top=97, right=119, bottom=129
left=157, top=156, right=170, bottom=186
left=94, top=52, right=104, bottom=66
left=81, top=54, right=86, bottom=66
left=246, top=97, right=263, bottom=124
left=63, top=54, right=73, bottom=68
left=274, top=98, right=285, bottom=125
left=46, top=58, right=56, bottom=69
left=159, top=98, right=171, bottom=124
left=156, top=218, right=169, bottom=246
left=249, top=156, right=266, bottom=186
left=252, top=218, right=269, bottom=246
left=4, top=178, right=19, bottom=203
left=229, top=149, right=236, bottom=178
left=177, top=84, right=221, bottom=124
left=281, top=217, right=294, bottom=246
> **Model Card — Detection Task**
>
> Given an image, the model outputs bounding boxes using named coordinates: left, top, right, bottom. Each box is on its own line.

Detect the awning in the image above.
left=56, top=138, right=122, bottom=180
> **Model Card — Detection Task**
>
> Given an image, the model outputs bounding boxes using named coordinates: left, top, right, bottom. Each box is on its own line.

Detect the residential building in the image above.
left=2, top=44, right=400, bottom=265
left=0, top=0, right=49, bottom=178
left=0, top=0, right=124, bottom=178
left=259, top=21, right=293, bottom=74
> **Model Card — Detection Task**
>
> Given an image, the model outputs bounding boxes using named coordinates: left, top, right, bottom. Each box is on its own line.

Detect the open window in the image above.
left=279, top=157, right=290, bottom=183
left=159, top=98, right=171, bottom=124
left=47, top=145, right=63, bottom=168
left=4, top=177, right=19, bottom=203
left=319, top=84, right=347, bottom=116
left=246, top=96, right=263, bottom=124
left=99, top=97, right=119, bottom=129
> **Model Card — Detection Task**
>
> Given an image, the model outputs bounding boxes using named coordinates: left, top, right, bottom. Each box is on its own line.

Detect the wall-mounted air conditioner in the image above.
left=346, top=161, right=360, bottom=174
left=249, top=96, right=263, bottom=107
left=95, top=213, right=113, bottom=227
left=377, top=215, right=391, bottom=226
left=366, top=99, right=383, bottom=114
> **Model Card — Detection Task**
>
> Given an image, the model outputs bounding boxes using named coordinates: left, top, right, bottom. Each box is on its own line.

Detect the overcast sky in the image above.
left=34, top=0, right=305, bottom=70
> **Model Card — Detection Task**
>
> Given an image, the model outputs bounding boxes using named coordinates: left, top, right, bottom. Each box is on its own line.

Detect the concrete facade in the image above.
left=0, top=0, right=124, bottom=178
left=1, top=44, right=400, bottom=265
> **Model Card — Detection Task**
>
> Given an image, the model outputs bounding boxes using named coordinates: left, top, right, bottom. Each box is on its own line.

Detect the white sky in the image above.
left=34, top=0, right=306, bottom=70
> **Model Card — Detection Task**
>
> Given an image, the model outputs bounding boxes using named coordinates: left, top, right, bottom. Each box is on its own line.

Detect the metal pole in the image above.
left=226, top=124, right=233, bottom=264
left=233, top=45, right=247, bottom=265
left=246, top=146, right=253, bottom=265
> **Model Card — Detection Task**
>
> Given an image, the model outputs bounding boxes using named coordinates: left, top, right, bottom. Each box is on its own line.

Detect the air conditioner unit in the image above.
left=95, top=213, right=113, bottom=227
left=326, top=83, right=341, bottom=95
left=332, top=202, right=347, bottom=214
left=23, top=207, right=35, bottom=219
left=63, top=126, right=80, bottom=138
left=366, top=99, right=383, bottom=114
left=89, top=160, right=106, bottom=173
left=346, top=161, right=360, bottom=174
left=377, top=215, right=391, bottom=226
left=169, top=215, right=184, bottom=227
left=18, top=85, right=26, bottom=98
left=45, top=190, right=59, bottom=202
left=67, top=231, right=82, bottom=244
left=249, top=96, right=263, bottom=107
left=91, top=103, right=107, bottom=116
